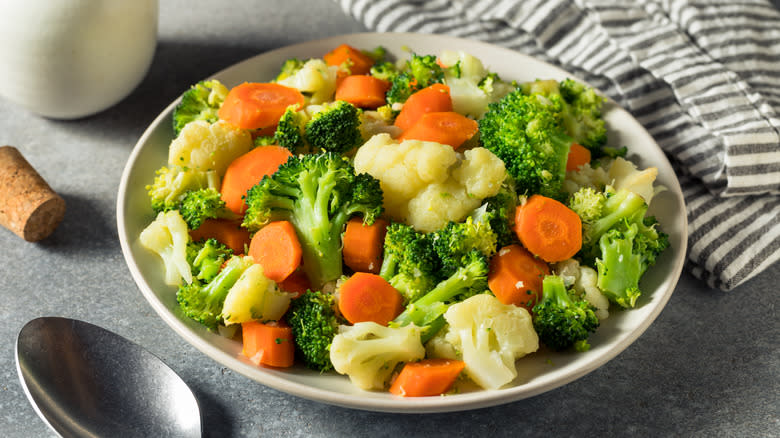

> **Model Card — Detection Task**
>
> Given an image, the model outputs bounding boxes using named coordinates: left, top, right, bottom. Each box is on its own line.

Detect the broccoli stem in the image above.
left=587, top=190, right=647, bottom=243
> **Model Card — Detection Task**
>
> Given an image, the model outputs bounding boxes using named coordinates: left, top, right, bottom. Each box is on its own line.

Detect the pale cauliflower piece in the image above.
left=276, top=58, right=339, bottom=104
left=438, top=50, right=514, bottom=118
left=329, top=321, right=425, bottom=390
left=555, top=258, right=609, bottom=320
left=168, top=120, right=252, bottom=176
left=139, top=210, right=192, bottom=286
left=354, top=133, right=506, bottom=232
left=608, top=157, right=659, bottom=204
left=221, top=264, right=294, bottom=325
left=563, top=160, right=612, bottom=195
left=439, top=294, right=539, bottom=390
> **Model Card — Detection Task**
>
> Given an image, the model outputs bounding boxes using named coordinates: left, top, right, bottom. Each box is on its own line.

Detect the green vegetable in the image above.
left=286, top=290, right=342, bottom=371
left=171, top=80, right=228, bottom=137
left=432, top=216, right=498, bottom=278
left=532, top=275, right=599, bottom=352
left=177, top=188, right=233, bottom=230
left=275, top=58, right=305, bottom=82
left=186, top=238, right=232, bottom=283
left=274, top=106, right=309, bottom=153
left=146, top=166, right=220, bottom=213
left=386, top=53, right=445, bottom=105
left=378, top=223, right=440, bottom=303
left=478, top=88, right=572, bottom=199
left=176, top=255, right=253, bottom=331
left=391, top=250, right=489, bottom=341
left=304, top=100, right=363, bottom=155
left=568, top=185, right=669, bottom=308
left=242, top=152, right=384, bottom=287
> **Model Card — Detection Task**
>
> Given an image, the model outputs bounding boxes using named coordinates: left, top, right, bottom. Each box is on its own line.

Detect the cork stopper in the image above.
left=0, top=146, right=66, bottom=241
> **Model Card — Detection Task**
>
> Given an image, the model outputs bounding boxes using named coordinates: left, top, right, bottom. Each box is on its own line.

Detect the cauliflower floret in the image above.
left=220, top=264, right=294, bottom=325
left=608, top=157, right=659, bottom=204
left=434, top=294, right=539, bottom=390
left=439, top=50, right=514, bottom=118
left=354, top=133, right=507, bottom=232
left=276, top=58, right=339, bottom=104
left=329, top=321, right=425, bottom=390
left=139, top=210, right=192, bottom=286
left=555, top=258, right=609, bottom=320
left=168, top=120, right=252, bottom=176
left=563, top=160, right=612, bottom=195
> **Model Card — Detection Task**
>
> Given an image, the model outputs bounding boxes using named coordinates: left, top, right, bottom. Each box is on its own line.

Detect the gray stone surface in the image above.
left=0, top=1, right=777, bottom=436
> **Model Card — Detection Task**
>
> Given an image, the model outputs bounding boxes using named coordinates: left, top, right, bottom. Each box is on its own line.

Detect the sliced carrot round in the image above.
left=248, top=220, right=302, bottom=283
left=514, top=195, right=582, bottom=263
left=487, top=244, right=550, bottom=311
left=220, top=145, right=292, bottom=215
left=338, top=272, right=402, bottom=325
left=218, top=82, right=304, bottom=130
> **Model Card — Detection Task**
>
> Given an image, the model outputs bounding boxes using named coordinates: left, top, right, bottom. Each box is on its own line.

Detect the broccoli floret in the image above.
left=596, top=217, right=669, bottom=308
left=370, top=61, right=400, bottom=82
left=274, top=106, right=309, bottom=153
left=479, top=89, right=572, bottom=199
left=362, top=46, right=388, bottom=62
left=171, top=80, right=228, bottom=137
left=304, top=101, right=363, bottom=155
left=392, top=250, right=489, bottom=341
left=329, top=321, right=425, bottom=390
left=559, top=78, right=608, bottom=153
left=176, top=255, right=253, bottom=331
left=242, top=152, right=383, bottom=287
left=286, top=290, right=342, bottom=371
left=379, top=223, right=440, bottom=303
left=474, top=177, right=518, bottom=248
left=146, top=166, right=220, bottom=213
left=177, top=188, right=233, bottom=230
left=568, top=185, right=668, bottom=308
left=386, top=53, right=445, bottom=105
left=532, top=274, right=599, bottom=352
left=432, top=216, right=498, bottom=278
left=275, top=58, right=304, bottom=82
left=186, top=238, right=232, bottom=283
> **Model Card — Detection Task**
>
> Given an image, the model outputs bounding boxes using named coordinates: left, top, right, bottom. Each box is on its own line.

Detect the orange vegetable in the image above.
left=566, top=142, right=592, bottom=171
left=514, top=195, right=582, bottom=263
left=398, top=111, right=478, bottom=149
left=342, top=217, right=389, bottom=274
left=487, top=244, right=550, bottom=311
left=278, top=269, right=311, bottom=299
left=334, top=75, right=390, bottom=109
left=218, top=82, right=304, bottom=130
left=337, top=272, right=402, bottom=325
left=248, top=220, right=302, bottom=283
left=393, top=83, right=452, bottom=131
left=189, top=219, right=250, bottom=254
left=389, top=358, right=466, bottom=397
left=323, top=44, right=376, bottom=75
left=220, top=145, right=292, bottom=215
left=241, top=320, right=295, bottom=368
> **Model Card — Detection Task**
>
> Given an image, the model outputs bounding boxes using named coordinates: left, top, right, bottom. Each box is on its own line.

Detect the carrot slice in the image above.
left=323, top=44, right=376, bottom=75
left=218, top=82, right=304, bottom=130
left=241, top=320, right=295, bottom=368
left=398, top=111, right=478, bottom=149
left=220, top=145, right=292, bottom=215
left=278, top=268, right=311, bottom=299
left=342, top=217, right=389, bottom=274
left=488, top=244, right=550, bottom=311
left=337, top=272, right=402, bottom=325
left=389, top=358, right=466, bottom=397
left=248, top=220, right=302, bottom=283
left=514, top=195, right=583, bottom=263
left=335, top=75, right=390, bottom=109
left=566, top=142, right=592, bottom=171
left=393, top=83, right=452, bottom=131
left=189, top=218, right=250, bottom=254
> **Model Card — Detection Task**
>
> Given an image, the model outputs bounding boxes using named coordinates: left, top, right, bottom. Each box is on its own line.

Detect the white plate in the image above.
left=117, top=32, right=688, bottom=413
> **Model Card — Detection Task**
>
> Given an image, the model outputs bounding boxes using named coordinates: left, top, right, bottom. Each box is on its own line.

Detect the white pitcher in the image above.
left=0, top=0, right=158, bottom=119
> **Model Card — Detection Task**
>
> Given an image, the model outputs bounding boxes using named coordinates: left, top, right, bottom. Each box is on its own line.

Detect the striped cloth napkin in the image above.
left=334, top=0, right=780, bottom=291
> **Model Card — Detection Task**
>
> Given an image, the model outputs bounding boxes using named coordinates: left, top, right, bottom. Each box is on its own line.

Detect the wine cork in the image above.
left=0, top=146, right=66, bottom=241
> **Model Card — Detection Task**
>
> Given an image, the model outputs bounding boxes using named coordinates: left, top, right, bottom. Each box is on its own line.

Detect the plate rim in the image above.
left=117, top=31, right=688, bottom=413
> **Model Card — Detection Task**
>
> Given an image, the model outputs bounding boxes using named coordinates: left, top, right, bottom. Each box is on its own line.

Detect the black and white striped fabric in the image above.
left=335, top=0, right=780, bottom=290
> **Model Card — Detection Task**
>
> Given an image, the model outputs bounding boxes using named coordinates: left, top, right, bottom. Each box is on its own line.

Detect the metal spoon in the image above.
left=15, top=317, right=202, bottom=438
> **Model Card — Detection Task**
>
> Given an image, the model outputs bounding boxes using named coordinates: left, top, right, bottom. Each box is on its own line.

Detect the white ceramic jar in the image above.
left=0, top=0, right=158, bottom=119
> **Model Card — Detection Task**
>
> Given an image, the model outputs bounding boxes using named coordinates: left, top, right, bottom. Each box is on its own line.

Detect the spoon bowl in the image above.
left=16, top=317, right=201, bottom=438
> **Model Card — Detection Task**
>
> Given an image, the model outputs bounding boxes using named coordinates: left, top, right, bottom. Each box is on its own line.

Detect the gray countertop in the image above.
left=1, top=1, right=778, bottom=436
